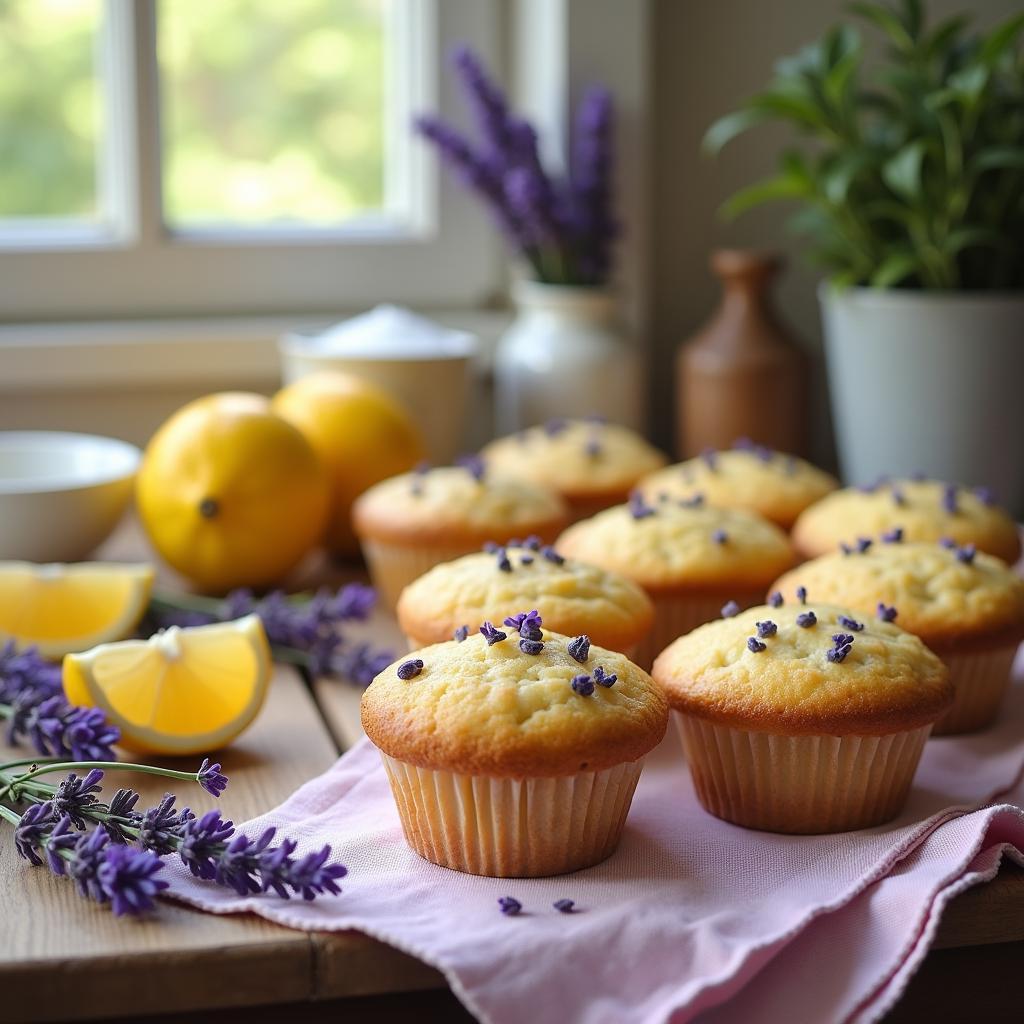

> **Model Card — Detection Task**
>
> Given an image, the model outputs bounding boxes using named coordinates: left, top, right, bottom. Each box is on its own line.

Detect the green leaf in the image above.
left=870, top=250, right=919, bottom=287
left=882, top=140, right=927, bottom=200
left=979, top=12, right=1024, bottom=67
left=821, top=149, right=875, bottom=203
left=972, top=147, right=1024, bottom=172
left=720, top=173, right=814, bottom=220
left=748, top=91, right=831, bottom=132
left=702, top=108, right=768, bottom=154
left=823, top=29, right=863, bottom=108
left=849, top=2, right=914, bottom=51
left=948, top=64, right=989, bottom=104
left=941, top=226, right=1002, bottom=255
left=901, top=0, right=923, bottom=41
left=924, top=14, right=970, bottom=60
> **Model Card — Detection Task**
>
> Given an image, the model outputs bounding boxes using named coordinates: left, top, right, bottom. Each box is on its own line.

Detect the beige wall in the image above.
left=649, top=0, right=1022, bottom=464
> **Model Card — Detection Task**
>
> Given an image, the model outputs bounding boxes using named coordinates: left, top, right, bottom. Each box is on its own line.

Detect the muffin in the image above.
left=639, top=441, right=838, bottom=529
left=792, top=477, right=1021, bottom=564
left=362, top=611, right=668, bottom=876
left=481, top=419, right=668, bottom=521
left=770, top=539, right=1024, bottom=735
left=652, top=601, right=952, bottom=833
left=556, top=494, right=795, bottom=667
left=352, top=460, right=568, bottom=608
left=397, top=538, right=654, bottom=655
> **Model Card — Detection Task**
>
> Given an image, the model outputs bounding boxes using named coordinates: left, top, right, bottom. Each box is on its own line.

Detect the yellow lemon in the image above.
left=136, top=393, right=330, bottom=592
left=0, top=561, right=154, bottom=659
left=63, top=614, right=271, bottom=755
left=272, top=372, right=425, bottom=558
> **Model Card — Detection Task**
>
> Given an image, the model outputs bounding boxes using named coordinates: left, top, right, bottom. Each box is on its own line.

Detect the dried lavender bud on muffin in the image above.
left=362, top=614, right=668, bottom=877
left=397, top=540, right=654, bottom=654
left=639, top=442, right=838, bottom=529
left=481, top=419, right=668, bottom=522
left=791, top=478, right=1020, bottom=564
left=652, top=602, right=951, bottom=834
left=352, top=463, right=568, bottom=608
left=770, top=541, right=1024, bottom=735
left=556, top=497, right=795, bottom=667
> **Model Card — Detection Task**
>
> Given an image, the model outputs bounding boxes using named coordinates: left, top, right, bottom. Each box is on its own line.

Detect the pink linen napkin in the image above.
left=163, top=651, right=1024, bottom=1024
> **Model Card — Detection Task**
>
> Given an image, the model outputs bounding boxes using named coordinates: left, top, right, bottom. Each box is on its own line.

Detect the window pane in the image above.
left=159, top=0, right=390, bottom=228
left=0, top=0, right=101, bottom=221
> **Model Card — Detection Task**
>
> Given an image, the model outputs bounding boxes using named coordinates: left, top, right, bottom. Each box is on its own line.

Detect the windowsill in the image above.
left=0, top=309, right=512, bottom=393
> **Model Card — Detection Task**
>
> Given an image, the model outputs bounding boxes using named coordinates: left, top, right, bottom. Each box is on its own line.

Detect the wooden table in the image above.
left=2, top=523, right=1023, bottom=1023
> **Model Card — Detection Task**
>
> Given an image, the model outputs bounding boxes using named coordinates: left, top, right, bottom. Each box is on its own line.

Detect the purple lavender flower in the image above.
left=553, top=898, right=576, bottom=913
left=520, top=554, right=535, bottom=565
left=569, top=86, right=617, bottom=282
left=52, top=769, right=105, bottom=829
left=721, top=600, right=741, bottom=618
left=396, top=659, right=424, bottom=680
left=939, top=536, right=957, bottom=549
left=882, top=527, right=904, bottom=544
left=571, top=674, right=595, bottom=696
left=334, top=644, right=394, bottom=688
left=827, top=633, right=855, bottom=664
left=451, top=46, right=521, bottom=160
left=592, top=665, right=616, bottom=687
left=840, top=542, right=853, bottom=556
left=956, top=543, right=977, bottom=565
left=712, top=529, right=728, bottom=545
left=197, top=759, right=228, bottom=799
left=568, top=635, right=591, bottom=664
left=544, top=418, right=569, bottom=437
left=679, top=493, right=705, bottom=508
left=733, top=437, right=755, bottom=452
left=215, top=828, right=277, bottom=897
left=891, top=486, right=906, bottom=507
left=456, top=453, right=486, bottom=482
left=796, top=586, right=808, bottom=605
left=754, top=445, right=774, bottom=463
left=974, top=486, right=996, bottom=507
left=496, top=548, right=513, bottom=573
left=768, top=592, right=784, bottom=608
left=504, top=610, right=543, bottom=640
left=756, top=620, right=777, bottom=638
left=498, top=896, right=523, bottom=916
left=283, top=844, right=348, bottom=901
left=519, top=638, right=544, bottom=655
left=877, top=603, right=898, bottom=623
left=479, top=622, right=507, bottom=646
left=13, top=801, right=54, bottom=867
left=701, top=448, right=718, bottom=471
left=838, top=615, right=864, bottom=632
left=178, top=810, right=236, bottom=881
left=856, top=537, right=873, bottom=554
left=454, top=625, right=470, bottom=643
left=796, top=611, right=817, bottom=628
left=523, top=535, right=543, bottom=551
left=138, top=795, right=194, bottom=855
left=747, top=637, right=767, bottom=653
left=98, top=844, right=168, bottom=916
left=541, top=546, right=565, bottom=565
left=101, top=788, right=142, bottom=843
left=66, top=826, right=111, bottom=903
left=43, top=814, right=78, bottom=875
left=629, top=491, right=656, bottom=520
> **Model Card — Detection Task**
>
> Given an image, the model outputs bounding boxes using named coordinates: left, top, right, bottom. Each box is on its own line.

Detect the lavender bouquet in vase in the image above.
left=416, top=48, right=642, bottom=433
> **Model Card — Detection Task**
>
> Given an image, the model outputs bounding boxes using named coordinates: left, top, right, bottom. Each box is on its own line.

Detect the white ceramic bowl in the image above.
left=0, top=432, right=141, bottom=562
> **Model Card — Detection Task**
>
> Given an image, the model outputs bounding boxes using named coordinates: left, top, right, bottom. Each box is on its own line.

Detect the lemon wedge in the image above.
left=0, top=561, right=155, bottom=658
left=63, top=614, right=271, bottom=755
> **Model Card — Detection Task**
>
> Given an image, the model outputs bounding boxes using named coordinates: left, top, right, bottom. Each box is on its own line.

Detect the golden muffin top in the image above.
left=352, top=462, right=568, bottom=547
left=639, top=443, right=838, bottom=529
left=555, top=495, right=795, bottom=592
left=361, top=615, right=668, bottom=777
left=481, top=419, right=668, bottom=501
left=652, top=601, right=951, bottom=735
left=397, top=540, right=654, bottom=652
left=770, top=539, right=1024, bottom=650
left=792, top=478, right=1020, bottom=564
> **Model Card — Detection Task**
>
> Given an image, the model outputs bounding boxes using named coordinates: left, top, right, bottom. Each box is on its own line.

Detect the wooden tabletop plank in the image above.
left=0, top=664, right=338, bottom=1023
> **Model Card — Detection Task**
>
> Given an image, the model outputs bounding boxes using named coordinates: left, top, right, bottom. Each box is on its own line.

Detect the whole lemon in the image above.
left=137, top=392, right=330, bottom=592
left=272, top=372, right=425, bottom=557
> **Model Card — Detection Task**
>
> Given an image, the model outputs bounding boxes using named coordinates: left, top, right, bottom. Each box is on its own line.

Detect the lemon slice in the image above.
left=63, top=614, right=271, bottom=755
left=0, top=561, right=155, bottom=658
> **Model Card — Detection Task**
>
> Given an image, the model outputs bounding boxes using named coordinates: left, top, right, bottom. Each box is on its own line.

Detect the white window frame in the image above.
left=0, top=0, right=503, bottom=320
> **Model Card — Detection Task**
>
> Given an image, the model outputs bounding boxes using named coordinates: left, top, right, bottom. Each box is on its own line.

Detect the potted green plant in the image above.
left=706, top=0, right=1024, bottom=510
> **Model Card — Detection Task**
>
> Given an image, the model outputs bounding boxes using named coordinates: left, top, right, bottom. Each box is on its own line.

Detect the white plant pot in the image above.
left=493, top=281, right=643, bottom=434
left=821, top=286, right=1024, bottom=512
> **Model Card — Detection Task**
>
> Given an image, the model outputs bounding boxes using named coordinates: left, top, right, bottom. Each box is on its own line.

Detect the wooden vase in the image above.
left=675, top=250, right=806, bottom=457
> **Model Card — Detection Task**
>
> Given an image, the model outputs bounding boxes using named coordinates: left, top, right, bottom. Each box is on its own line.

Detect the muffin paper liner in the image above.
left=361, top=540, right=480, bottom=610
left=675, top=713, right=932, bottom=834
left=380, top=754, right=645, bottom=877
left=931, top=642, right=1018, bottom=736
left=636, top=588, right=764, bottom=669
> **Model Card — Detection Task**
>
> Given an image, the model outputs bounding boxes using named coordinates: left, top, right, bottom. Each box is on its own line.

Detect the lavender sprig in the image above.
left=148, top=583, right=389, bottom=687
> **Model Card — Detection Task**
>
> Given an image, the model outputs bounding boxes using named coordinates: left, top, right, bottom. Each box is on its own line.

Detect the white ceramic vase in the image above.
left=493, top=281, right=643, bottom=434
left=821, top=286, right=1024, bottom=513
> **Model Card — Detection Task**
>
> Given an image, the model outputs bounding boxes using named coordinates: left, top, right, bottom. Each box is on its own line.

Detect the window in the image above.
left=0, top=0, right=500, bottom=319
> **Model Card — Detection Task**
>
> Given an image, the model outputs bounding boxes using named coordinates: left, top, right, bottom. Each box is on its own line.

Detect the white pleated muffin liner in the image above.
left=675, top=713, right=932, bottom=834
left=361, top=539, right=479, bottom=611
left=380, top=753, right=645, bottom=877
left=931, top=642, right=1019, bottom=736
left=635, top=589, right=764, bottom=670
